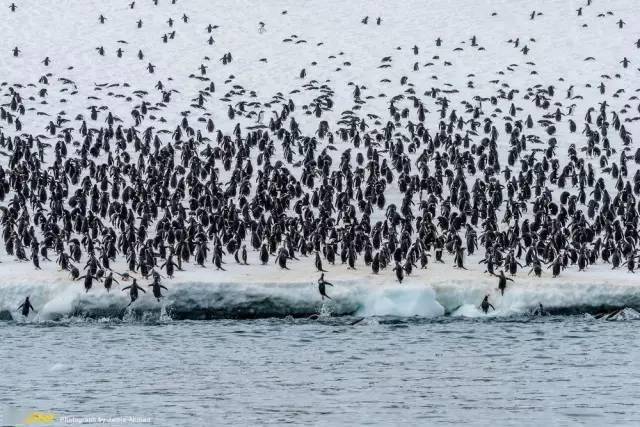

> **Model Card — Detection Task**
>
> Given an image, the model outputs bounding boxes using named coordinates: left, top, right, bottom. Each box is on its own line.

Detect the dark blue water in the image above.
left=1, top=316, right=639, bottom=426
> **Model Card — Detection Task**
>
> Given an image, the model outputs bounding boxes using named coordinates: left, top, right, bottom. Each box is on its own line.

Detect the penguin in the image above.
left=454, top=246, right=467, bottom=270
left=18, top=296, right=36, bottom=317
left=160, top=253, right=180, bottom=278
left=481, top=295, right=495, bottom=314
left=548, top=257, right=562, bottom=277
left=241, top=245, right=248, bottom=265
left=77, top=274, right=100, bottom=293
left=393, top=262, right=404, bottom=283
left=528, top=260, right=542, bottom=278
left=318, top=273, right=333, bottom=300
left=122, top=279, right=146, bottom=307
left=104, top=272, right=119, bottom=293
left=315, top=251, right=327, bottom=272
left=260, top=243, right=269, bottom=265
left=213, top=251, right=225, bottom=271
left=533, top=303, right=546, bottom=316
left=149, top=277, right=168, bottom=302
left=276, top=248, right=290, bottom=270
left=494, top=270, right=513, bottom=296
left=371, top=252, right=380, bottom=274
left=622, top=254, right=637, bottom=273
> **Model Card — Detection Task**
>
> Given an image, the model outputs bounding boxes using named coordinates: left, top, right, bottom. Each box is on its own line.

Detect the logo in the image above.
left=23, top=411, right=57, bottom=424
left=1, top=407, right=56, bottom=426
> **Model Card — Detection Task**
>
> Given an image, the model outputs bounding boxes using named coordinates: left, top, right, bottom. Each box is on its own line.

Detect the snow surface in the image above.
left=1, top=0, right=640, bottom=319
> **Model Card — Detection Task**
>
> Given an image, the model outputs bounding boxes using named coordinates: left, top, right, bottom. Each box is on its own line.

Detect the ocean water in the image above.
left=2, top=315, right=639, bottom=426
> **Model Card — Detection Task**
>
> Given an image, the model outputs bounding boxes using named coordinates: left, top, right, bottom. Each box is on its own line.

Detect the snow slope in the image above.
left=1, top=254, right=639, bottom=320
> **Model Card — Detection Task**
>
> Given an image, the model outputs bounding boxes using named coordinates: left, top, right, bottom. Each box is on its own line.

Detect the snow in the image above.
left=1, top=257, right=639, bottom=320
left=1, top=0, right=640, bottom=319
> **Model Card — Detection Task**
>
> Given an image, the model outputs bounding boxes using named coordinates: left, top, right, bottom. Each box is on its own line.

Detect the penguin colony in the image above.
left=1, top=1, right=640, bottom=306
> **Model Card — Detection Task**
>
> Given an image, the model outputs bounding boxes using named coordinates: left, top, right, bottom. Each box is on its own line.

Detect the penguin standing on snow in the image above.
left=315, top=251, right=327, bottom=272
left=238, top=245, right=248, bottom=265
left=393, top=262, right=404, bottom=283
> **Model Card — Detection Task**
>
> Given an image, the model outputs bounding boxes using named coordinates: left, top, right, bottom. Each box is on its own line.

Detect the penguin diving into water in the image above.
left=122, top=279, right=146, bottom=307
left=481, top=295, right=495, bottom=314
left=494, top=270, right=513, bottom=296
left=318, top=273, right=334, bottom=300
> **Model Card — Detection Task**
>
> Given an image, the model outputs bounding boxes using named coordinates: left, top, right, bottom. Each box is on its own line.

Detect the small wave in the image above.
left=589, top=307, right=640, bottom=321
left=2, top=279, right=640, bottom=321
